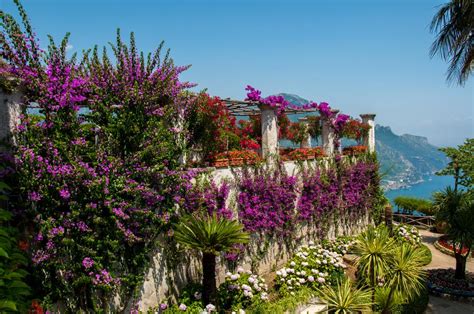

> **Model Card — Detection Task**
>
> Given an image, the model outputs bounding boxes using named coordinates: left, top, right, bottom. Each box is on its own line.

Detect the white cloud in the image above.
left=66, top=44, right=73, bottom=51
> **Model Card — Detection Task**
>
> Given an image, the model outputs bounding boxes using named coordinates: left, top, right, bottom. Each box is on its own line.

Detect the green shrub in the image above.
left=393, top=224, right=422, bottom=246
left=418, top=244, right=432, bottom=266
left=0, top=176, right=32, bottom=312
left=248, top=287, right=315, bottom=314
left=401, top=286, right=429, bottom=314
left=275, top=241, right=346, bottom=296
left=394, top=197, right=434, bottom=215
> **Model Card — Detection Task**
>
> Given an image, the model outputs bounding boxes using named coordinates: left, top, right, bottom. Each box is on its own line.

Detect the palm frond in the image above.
left=430, top=0, right=474, bottom=85
left=174, top=214, right=249, bottom=254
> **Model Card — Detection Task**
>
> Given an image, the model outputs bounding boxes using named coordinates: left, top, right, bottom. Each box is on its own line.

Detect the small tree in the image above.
left=174, top=214, right=249, bottom=305
left=434, top=187, right=474, bottom=279
left=437, top=138, right=473, bottom=191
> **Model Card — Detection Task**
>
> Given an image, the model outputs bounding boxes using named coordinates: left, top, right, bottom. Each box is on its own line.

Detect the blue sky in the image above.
left=2, top=0, right=473, bottom=146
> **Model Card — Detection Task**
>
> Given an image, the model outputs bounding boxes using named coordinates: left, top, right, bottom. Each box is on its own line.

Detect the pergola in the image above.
left=221, top=98, right=376, bottom=159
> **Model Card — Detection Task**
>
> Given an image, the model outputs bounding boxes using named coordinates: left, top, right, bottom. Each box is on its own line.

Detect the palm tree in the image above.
left=317, top=277, right=373, bottom=314
left=434, top=187, right=474, bottom=279
left=430, top=0, right=474, bottom=85
left=174, top=214, right=249, bottom=305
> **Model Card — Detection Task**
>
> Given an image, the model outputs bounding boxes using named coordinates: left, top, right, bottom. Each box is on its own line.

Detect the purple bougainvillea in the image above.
left=237, top=168, right=298, bottom=235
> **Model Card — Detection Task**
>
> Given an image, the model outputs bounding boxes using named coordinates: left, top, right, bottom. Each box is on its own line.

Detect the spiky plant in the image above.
left=354, top=225, right=395, bottom=289
left=374, top=287, right=403, bottom=314
left=430, top=0, right=473, bottom=85
left=174, top=214, right=249, bottom=305
left=385, top=244, right=427, bottom=309
left=317, top=277, right=372, bottom=314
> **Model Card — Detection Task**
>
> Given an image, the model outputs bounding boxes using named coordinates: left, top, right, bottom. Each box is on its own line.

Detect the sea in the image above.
left=385, top=175, right=453, bottom=206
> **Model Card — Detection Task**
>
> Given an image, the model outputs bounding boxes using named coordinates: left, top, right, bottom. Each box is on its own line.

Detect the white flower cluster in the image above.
left=275, top=241, right=346, bottom=295
left=395, top=224, right=421, bottom=245
left=223, top=267, right=269, bottom=301
left=323, top=237, right=356, bottom=255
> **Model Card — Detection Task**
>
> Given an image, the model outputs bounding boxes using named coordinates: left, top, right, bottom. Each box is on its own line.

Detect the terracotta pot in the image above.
left=229, top=158, right=244, bottom=166
left=213, top=159, right=229, bottom=168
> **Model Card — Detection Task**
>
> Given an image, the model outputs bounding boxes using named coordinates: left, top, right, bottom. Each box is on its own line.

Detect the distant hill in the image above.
left=279, top=93, right=448, bottom=189
left=375, top=125, right=448, bottom=190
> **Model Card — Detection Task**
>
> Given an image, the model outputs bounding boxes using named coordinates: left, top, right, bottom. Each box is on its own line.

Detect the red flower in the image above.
left=29, top=300, right=44, bottom=314
left=18, top=240, right=29, bottom=251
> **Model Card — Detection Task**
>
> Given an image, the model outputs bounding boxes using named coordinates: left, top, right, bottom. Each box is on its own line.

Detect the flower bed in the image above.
left=282, top=147, right=325, bottom=161
left=211, top=150, right=261, bottom=167
left=342, top=145, right=368, bottom=156
left=435, top=235, right=473, bottom=257
left=427, top=269, right=474, bottom=299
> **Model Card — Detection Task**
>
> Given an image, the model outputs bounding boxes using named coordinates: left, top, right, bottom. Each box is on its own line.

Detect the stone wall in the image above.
left=137, top=159, right=371, bottom=311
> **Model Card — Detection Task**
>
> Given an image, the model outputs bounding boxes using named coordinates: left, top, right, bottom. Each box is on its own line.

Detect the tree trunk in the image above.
left=202, top=252, right=217, bottom=305
left=454, top=253, right=466, bottom=279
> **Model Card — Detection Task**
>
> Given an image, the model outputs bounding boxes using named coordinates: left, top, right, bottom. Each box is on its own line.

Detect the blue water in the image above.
left=385, top=175, right=453, bottom=204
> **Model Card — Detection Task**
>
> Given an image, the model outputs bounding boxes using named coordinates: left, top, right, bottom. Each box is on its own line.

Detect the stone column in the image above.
left=321, top=110, right=338, bottom=156
left=298, top=117, right=311, bottom=148
left=360, top=114, right=376, bottom=153
left=259, top=104, right=279, bottom=159
left=0, top=88, right=23, bottom=147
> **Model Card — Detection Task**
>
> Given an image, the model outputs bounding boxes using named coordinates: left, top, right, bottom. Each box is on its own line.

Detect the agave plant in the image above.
left=317, top=277, right=372, bottom=314
left=174, top=214, right=249, bottom=305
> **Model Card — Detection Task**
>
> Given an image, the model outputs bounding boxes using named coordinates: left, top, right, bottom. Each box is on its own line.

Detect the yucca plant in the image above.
left=317, top=277, right=372, bottom=314
left=174, top=214, right=249, bottom=305
left=354, top=226, right=395, bottom=290
left=380, top=244, right=427, bottom=313
left=374, top=287, right=402, bottom=313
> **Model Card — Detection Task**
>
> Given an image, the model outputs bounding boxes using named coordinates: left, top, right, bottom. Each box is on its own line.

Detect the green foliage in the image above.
left=174, top=214, right=249, bottom=305
left=174, top=214, right=249, bottom=255
left=437, top=138, right=473, bottom=189
left=0, top=173, right=32, bottom=313
left=393, top=224, right=422, bottom=246
left=387, top=244, right=427, bottom=302
left=317, top=277, right=373, bottom=314
left=161, top=283, right=204, bottom=313
left=393, top=196, right=434, bottom=215
left=354, top=225, right=396, bottom=288
left=433, top=187, right=474, bottom=278
left=401, top=286, right=429, bottom=314
left=434, top=187, right=474, bottom=253
left=274, top=241, right=347, bottom=296
left=374, top=286, right=403, bottom=313
left=248, top=287, right=315, bottom=314
left=354, top=225, right=428, bottom=312
left=430, top=0, right=474, bottom=85
left=216, top=269, right=268, bottom=311
left=418, top=244, right=432, bottom=266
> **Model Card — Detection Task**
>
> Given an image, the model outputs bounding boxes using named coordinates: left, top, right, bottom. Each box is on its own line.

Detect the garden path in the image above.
left=419, top=229, right=474, bottom=272
left=420, top=229, right=474, bottom=313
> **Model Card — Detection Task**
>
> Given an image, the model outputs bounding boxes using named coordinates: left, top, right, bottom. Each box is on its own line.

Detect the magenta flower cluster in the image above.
left=237, top=168, right=298, bottom=234
left=245, top=85, right=351, bottom=134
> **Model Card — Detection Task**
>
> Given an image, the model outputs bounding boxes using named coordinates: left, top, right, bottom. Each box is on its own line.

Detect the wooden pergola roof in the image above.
left=222, top=98, right=319, bottom=116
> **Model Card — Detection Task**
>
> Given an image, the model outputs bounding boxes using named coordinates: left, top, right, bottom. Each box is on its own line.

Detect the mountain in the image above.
left=375, top=125, right=448, bottom=190
left=278, top=93, right=448, bottom=190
